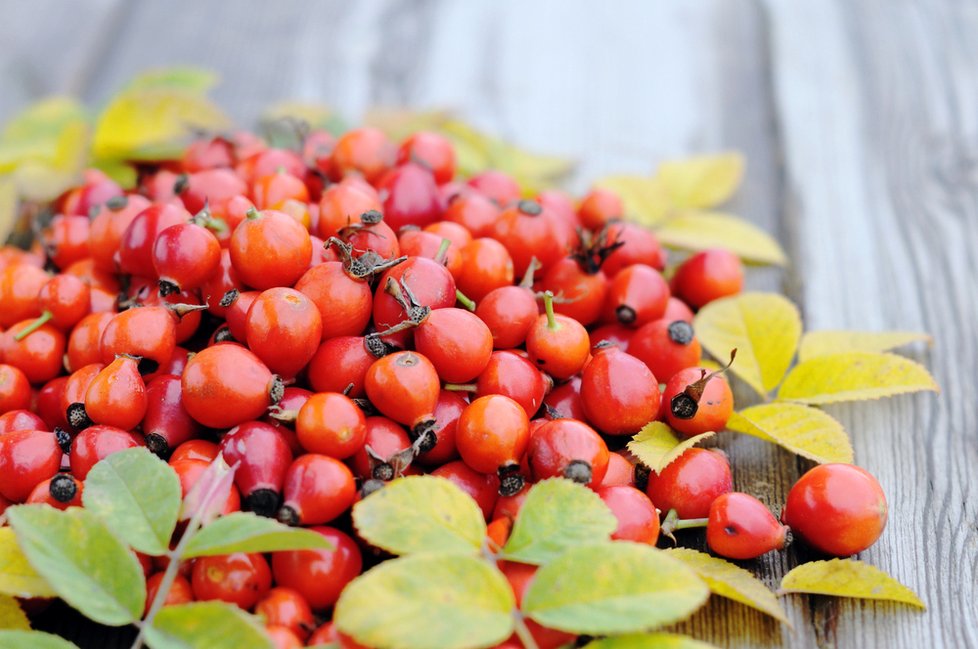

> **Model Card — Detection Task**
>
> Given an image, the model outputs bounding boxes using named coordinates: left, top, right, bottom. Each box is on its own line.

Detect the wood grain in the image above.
left=3, top=0, right=974, bottom=647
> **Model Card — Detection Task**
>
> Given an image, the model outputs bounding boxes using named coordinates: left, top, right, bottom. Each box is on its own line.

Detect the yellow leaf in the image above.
left=694, top=293, right=802, bottom=397
left=778, top=352, right=939, bottom=404
left=0, top=528, right=56, bottom=599
left=595, top=174, right=672, bottom=227
left=798, top=330, right=931, bottom=362
left=779, top=559, right=926, bottom=609
left=665, top=548, right=790, bottom=625
left=726, top=403, right=853, bottom=464
left=0, top=175, right=16, bottom=244
left=583, top=632, right=719, bottom=649
left=93, top=89, right=231, bottom=161
left=0, top=97, right=89, bottom=171
left=365, top=108, right=453, bottom=143
left=627, top=422, right=714, bottom=473
left=0, top=595, right=30, bottom=631
left=656, top=212, right=787, bottom=266
left=656, top=153, right=745, bottom=208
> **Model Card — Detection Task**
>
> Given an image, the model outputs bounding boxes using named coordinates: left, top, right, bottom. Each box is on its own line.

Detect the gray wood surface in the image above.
left=1, top=0, right=974, bottom=647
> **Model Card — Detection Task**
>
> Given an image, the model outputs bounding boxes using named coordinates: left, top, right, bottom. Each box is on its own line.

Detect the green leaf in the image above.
left=144, top=601, right=273, bottom=649
left=82, top=447, right=181, bottom=556
left=777, top=352, right=939, bottom=404
left=183, top=512, right=333, bottom=558
left=0, top=175, right=15, bottom=244
left=125, top=67, right=219, bottom=93
left=351, top=475, right=486, bottom=557
left=627, top=423, right=715, bottom=473
left=665, top=548, right=790, bottom=625
left=583, top=633, right=718, bottom=649
left=93, top=158, right=138, bottom=189
left=0, top=528, right=56, bottom=598
left=779, top=559, right=926, bottom=609
left=656, top=153, right=745, bottom=209
left=501, top=478, right=616, bottom=565
left=0, top=97, right=89, bottom=171
left=798, top=330, right=931, bottom=362
left=726, top=403, right=853, bottom=464
left=6, top=506, right=145, bottom=626
left=335, top=554, right=514, bottom=649
left=694, top=292, right=802, bottom=397
left=656, top=212, right=787, bottom=266
left=523, top=542, right=709, bottom=635
left=0, top=631, right=80, bottom=649
left=0, top=595, right=29, bottom=631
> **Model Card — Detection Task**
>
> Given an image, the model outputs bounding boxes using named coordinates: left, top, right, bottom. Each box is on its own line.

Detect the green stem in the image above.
left=512, top=611, right=541, bottom=649
left=542, top=291, right=558, bottom=330
left=443, top=383, right=478, bottom=392
left=14, top=311, right=52, bottom=341
left=519, top=256, right=541, bottom=288
left=673, top=517, right=709, bottom=530
left=455, top=289, right=476, bottom=312
left=131, top=461, right=238, bottom=649
left=245, top=207, right=262, bottom=220
left=434, top=238, right=451, bottom=265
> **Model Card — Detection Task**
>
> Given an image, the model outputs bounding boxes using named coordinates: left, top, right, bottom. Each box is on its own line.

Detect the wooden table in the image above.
left=2, top=1, right=975, bottom=647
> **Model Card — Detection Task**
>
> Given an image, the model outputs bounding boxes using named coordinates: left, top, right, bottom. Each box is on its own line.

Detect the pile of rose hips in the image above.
left=0, top=126, right=888, bottom=648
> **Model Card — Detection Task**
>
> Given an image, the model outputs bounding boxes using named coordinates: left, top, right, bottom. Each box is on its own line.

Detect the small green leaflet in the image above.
left=335, top=554, right=514, bottom=649
left=523, top=542, right=709, bottom=635
left=627, top=423, right=715, bottom=474
left=82, top=447, right=182, bottom=556
left=183, top=512, right=333, bottom=558
left=501, top=478, right=616, bottom=565
left=779, top=559, right=925, bottom=609
left=583, top=633, right=719, bottom=649
left=0, top=631, right=81, bottom=649
left=351, top=475, right=486, bottom=556
left=6, top=506, right=145, bottom=626
left=0, top=528, right=56, bottom=598
left=144, top=601, right=273, bottom=649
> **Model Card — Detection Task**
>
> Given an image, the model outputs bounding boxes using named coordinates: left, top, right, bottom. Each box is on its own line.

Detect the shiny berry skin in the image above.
left=603, top=264, right=670, bottom=327
left=60, top=171, right=123, bottom=217
left=577, top=187, right=623, bottom=231
left=171, top=458, right=241, bottom=516
left=230, top=208, right=312, bottom=290
left=87, top=195, right=152, bottom=272
left=397, top=131, right=456, bottom=184
left=181, top=345, right=282, bottom=429
left=220, top=421, right=293, bottom=518
left=475, top=351, right=548, bottom=418
left=380, top=163, right=442, bottom=230
left=628, top=319, right=702, bottom=382
left=525, top=294, right=590, bottom=380
left=645, top=448, right=733, bottom=519
left=415, top=389, right=466, bottom=467
left=169, top=439, right=220, bottom=464
left=527, top=418, right=609, bottom=488
left=414, top=308, right=493, bottom=383
left=245, top=288, right=322, bottom=378
left=26, top=474, right=84, bottom=510
left=490, top=200, right=565, bottom=277
left=372, top=257, right=457, bottom=345
left=66, top=312, right=113, bottom=373
left=272, top=526, right=362, bottom=610
left=142, top=374, right=200, bottom=459
left=306, top=336, right=377, bottom=397
left=278, top=454, right=356, bottom=526
left=144, top=572, right=193, bottom=616
left=706, top=492, right=787, bottom=560
left=663, top=296, right=696, bottom=323
left=476, top=286, right=538, bottom=350
left=4, top=320, right=66, bottom=385
left=62, top=363, right=104, bottom=430
left=37, top=274, right=91, bottom=331
left=456, top=395, right=529, bottom=485
left=444, top=193, right=500, bottom=238
left=467, top=170, right=520, bottom=207
left=598, top=452, right=636, bottom=488
left=542, top=375, right=586, bottom=421
left=664, top=366, right=734, bottom=437
left=192, top=552, right=272, bottom=610
left=349, top=416, right=413, bottom=481
left=455, top=238, right=515, bottom=303
left=253, top=171, right=309, bottom=211
left=580, top=345, right=660, bottom=436
left=99, top=306, right=176, bottom=371
left=540, top=257, right=607, bottom=327
left=152, top=221, right=221, bottom=293
left=0, top=264, right=47, bottom=328
left=316, top=181, right=383, bottom=239
left=330, top=127, right=395, bottom=184
left=69, top=425, right=144, bottom=481
left=597, top=485, right=660, bottom=544
left=431, top=460, right=500, bottom=519
left=671, top=249, right=744, bottom=309
left=295, top=262, right=373, bottom=340
left=256, top=587, right=314, bottom=640
left=224, top=290, right=260, bottom=341
left=782, top=464, right=888, bottom=556
left=365, top=351, right=440, bottom=430
left=0, top=364, right=31, bottom=413
left=296, top=392, right=366, bottom=459
left=0, top=410, right=45, bottom=434
left=0, top=430, right=61, bottom=502
left=85, top=356, right=147, bottom=431
left=601, top=222, right=666, bottom=275
left=119, top=203, right=191, bottom=279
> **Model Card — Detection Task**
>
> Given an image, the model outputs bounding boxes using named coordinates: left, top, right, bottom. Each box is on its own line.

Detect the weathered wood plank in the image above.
left=767, top=1, right=978, bottom=646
